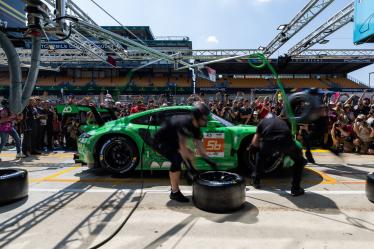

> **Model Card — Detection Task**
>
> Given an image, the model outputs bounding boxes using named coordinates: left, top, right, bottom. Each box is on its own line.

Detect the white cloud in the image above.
left=206, top=35, right=219, bottom=44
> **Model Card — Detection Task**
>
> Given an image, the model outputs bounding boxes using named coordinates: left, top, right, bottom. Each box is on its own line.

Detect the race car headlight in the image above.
left=80, top=133, right=92, bottom=139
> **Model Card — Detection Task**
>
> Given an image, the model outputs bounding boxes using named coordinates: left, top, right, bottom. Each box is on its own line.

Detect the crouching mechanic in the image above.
left=153, top=102, right=218, bottom=202
left=250, top=113, right=307, bottom=196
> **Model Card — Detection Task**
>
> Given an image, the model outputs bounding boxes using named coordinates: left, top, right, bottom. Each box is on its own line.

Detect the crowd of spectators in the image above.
left=1, top=89, right=374, bottom=160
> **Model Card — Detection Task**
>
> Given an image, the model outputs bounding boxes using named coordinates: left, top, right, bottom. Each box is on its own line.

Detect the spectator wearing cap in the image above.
left=104, top=94, right=115, bottom=109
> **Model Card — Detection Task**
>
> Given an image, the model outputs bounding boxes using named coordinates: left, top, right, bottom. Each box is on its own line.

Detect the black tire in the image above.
left=98, top=136, right=139, bottom=174
left=241, top=142, right=284, bottom=175
left=0, top=169, right=28, bottom=205
left=366, top=173, right=374, bottom=203
left=288, top=92, right=318, bottom=122
left=193, top=171, right=246, bottom=213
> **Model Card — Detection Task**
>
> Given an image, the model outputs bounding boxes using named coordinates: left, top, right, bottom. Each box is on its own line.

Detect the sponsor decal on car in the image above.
left=203, top=132, right=225, bottom=157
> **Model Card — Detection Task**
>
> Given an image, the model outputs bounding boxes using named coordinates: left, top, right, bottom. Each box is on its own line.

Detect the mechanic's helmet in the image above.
left=1, top=98, right=9, bottom=107
left=192, top=102, right=210, bottom=121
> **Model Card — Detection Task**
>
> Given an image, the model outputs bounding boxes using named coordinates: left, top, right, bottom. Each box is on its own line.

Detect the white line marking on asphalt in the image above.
left=29, top=188, right=367, bottom=195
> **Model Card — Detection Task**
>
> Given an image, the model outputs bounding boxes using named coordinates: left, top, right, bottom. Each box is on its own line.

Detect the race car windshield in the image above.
left=211, top=114, right=234, bottom=127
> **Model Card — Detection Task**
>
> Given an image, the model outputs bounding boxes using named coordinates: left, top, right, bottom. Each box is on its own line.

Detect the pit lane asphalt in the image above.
left=0, top=150, right=373, bottom=249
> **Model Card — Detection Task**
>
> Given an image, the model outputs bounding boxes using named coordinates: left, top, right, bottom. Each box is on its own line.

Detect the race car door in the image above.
left=197, top=120, right=235, bottom=170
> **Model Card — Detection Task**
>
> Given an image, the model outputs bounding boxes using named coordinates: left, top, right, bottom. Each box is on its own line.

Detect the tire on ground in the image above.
left=0, top=169, right=28, bottom=205
left=366, top=173, right=374, bottom=203
left=98, top=136, right=139, bottom=174
left=193, top=171, right=246, bottom=213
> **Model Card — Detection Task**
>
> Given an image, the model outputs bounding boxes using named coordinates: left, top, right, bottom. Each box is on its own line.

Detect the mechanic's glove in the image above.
left=203, top=157, right=218, bottom=171
left=248, top=144, right=260, bottom=154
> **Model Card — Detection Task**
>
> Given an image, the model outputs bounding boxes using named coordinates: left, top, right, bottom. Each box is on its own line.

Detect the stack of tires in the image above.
left=0, top=169, right=28, bottom=205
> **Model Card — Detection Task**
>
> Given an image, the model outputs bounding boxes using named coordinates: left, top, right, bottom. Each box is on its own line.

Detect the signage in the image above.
left=354, top=0, right=374, bottom=44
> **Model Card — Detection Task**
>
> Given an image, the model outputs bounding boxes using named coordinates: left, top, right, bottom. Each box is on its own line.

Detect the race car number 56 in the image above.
left=203, top=133, right=224, bottom=157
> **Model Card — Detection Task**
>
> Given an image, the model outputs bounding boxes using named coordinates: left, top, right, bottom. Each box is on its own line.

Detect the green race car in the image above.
left=75, top=105, right=292, bottom=174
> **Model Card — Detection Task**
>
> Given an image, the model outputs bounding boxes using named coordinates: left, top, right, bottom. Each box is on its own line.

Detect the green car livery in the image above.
left=75, top=105, right=294, bottom=174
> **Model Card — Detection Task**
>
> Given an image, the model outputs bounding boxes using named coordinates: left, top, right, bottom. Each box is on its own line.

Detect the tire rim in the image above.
left=198, top=171, right=240, bottom=185
left=247, top=149, right=283, bottom=174
left=103, top=140, right=134, bottom=172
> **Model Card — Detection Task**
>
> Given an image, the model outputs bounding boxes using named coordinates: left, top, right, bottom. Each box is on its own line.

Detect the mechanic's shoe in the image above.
left=16, top=152, right=27, bottom=159
left=170, top=191, right=189, bottom=203
left=291, top=187, right=305, bottom=197
left=305, top=151, right=315, bottom=164
left=251, top=178, right=261, bottom=189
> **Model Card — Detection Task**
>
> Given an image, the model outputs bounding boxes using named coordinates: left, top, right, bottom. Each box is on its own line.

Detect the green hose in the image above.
left=247, top=53, right=297, bottom=136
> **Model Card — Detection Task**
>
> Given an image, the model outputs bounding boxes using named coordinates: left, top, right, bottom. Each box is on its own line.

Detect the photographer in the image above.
left=353, top=114, right=373, bottom=154
left=230, top=100, right=240, bottom=123
left=221, top=105, right=233, bottom=122
left=331, top=114, right=354, bottom=153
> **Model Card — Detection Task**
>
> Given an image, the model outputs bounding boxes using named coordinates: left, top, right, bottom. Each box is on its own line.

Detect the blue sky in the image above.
left=75, top=0, right=374, bottom=85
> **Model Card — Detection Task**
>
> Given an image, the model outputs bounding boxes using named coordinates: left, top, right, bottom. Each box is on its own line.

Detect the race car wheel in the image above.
left=193, top=171, right=246, bottom=213
left=366, top=173, right=374, bottom=203
left=0, top=169, right=28, bottom=205
left=244, top=143, right=284, bottom=174
left=99, top=136, right=138, bottom=174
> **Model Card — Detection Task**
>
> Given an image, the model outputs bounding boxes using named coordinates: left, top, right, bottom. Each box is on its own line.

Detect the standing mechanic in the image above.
left=153, top=102, right=217, bottom=203
left=250, top=113, right=307, bottom=196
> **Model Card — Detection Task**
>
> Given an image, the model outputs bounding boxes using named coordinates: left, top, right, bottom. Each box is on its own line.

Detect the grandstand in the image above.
left=0, top=25, right=372, bottom=95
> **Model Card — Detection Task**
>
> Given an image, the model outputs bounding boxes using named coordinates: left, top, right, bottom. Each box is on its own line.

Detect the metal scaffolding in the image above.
left=1, top=48, right=373, bottom=66
left=263, top=0, right=335, bottom=56
left=288, top=2, right=355, bottom=56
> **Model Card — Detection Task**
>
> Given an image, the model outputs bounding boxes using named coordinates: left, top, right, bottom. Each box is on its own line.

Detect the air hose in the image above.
left=89, top=116, right=153, bottom=249
left=247, top=53, right=297, bottom=136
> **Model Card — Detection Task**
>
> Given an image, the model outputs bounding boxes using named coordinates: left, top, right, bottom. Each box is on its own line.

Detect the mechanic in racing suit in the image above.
left=250, top=113, right=307, bottom=196
left=153, top=102, right=218, bottom=203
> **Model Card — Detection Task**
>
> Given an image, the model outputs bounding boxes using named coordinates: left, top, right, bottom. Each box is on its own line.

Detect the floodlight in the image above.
left=277, top=24, right=287, bottom=31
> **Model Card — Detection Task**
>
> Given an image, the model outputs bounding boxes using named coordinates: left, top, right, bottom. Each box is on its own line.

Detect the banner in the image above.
left=196, top=66, right=217, bottom=82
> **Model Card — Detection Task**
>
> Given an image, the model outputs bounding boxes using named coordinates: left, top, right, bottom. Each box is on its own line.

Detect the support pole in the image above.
left=21, top=35, right=41, bottom=108
left=0, top=32, right=22, bottom=113
left=190, top=68, right=196, bottom=94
